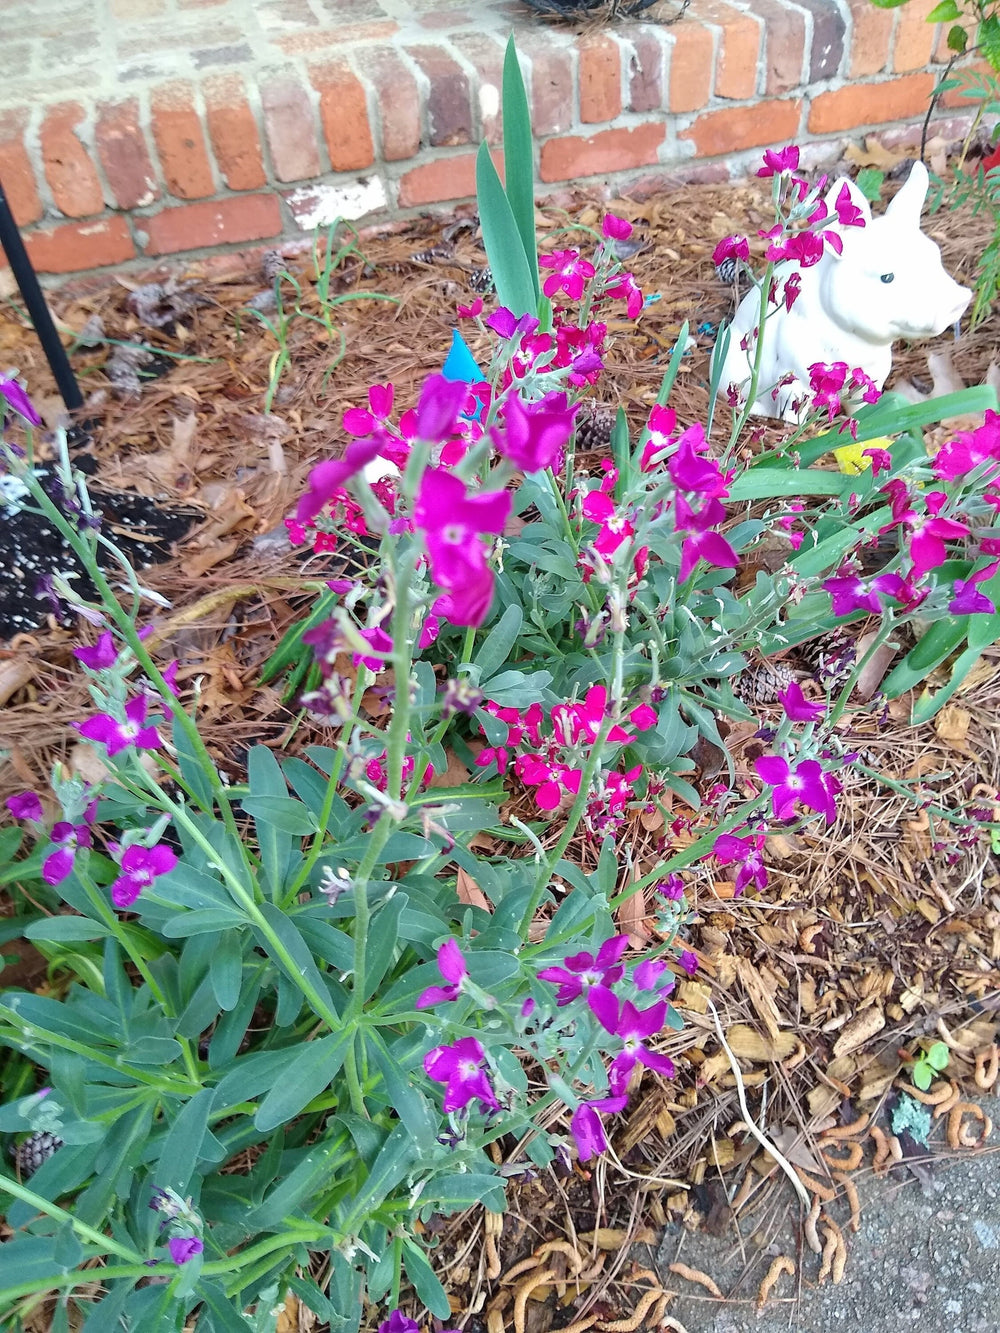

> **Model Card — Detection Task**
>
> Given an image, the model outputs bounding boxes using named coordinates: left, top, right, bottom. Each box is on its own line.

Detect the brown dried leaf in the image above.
left=843, top=136, right=907, bottom=172
left=832, top=1007, right=886, bottom=1058
left=854, top=630, right=898, bottom=702
left=726, top=1024, right=797, bottom=1063
left=0, top=657, right=34, bottom=707
left=456, top=866, right=492, bottom=913
left=935, top=705, right=971, bottom=747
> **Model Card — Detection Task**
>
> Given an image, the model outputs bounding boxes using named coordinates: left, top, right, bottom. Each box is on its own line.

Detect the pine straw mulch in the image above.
left=3, top=154, right=1000, bottom=1331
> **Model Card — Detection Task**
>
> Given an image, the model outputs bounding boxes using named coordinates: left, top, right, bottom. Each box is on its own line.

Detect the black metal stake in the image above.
left=0, top=176, right=84, bottom=413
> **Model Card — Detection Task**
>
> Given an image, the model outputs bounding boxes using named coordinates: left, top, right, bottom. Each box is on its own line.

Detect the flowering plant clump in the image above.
left=2, top=38, right=1000, bottom=1331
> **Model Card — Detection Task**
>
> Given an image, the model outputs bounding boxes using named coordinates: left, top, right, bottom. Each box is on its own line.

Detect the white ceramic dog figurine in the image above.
left=716, top=161, right=972, bottom=421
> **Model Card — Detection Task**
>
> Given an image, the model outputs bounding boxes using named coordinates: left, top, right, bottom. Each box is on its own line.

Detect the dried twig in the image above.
left=708, top=1000, right=810, bottom=1207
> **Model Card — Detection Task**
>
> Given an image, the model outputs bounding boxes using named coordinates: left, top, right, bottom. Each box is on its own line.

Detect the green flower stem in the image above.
left=0, top=1174, right=145, bottom=1263
left=729, top=264, right=775, bottom=446
left=0, top=1267, right=151, bottom=1305
left=519, top=595, right=629, bottom=933
left=15, top=443, right=250, bottom=867
left=1, top=1010, right=200, bottom=1094
left=345, top=553, right=418, bottom=1028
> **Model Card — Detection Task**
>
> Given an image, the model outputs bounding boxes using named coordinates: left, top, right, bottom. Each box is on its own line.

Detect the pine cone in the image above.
left=469, top=266, right=494, bottom=294
left=575, top=404, right=616, bottom=452
left=797, top=630, right=856, bottom=691
left=10, top=1130, right=63, bottom=1177
left=733, top=658, right=796, bottom=705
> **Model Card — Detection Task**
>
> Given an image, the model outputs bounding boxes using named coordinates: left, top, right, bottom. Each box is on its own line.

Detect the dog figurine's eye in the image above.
left=880, top=273, right=895, bottom=284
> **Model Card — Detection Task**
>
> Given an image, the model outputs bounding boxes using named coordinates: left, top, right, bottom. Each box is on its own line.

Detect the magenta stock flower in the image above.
left=640, top=404, right=679, bottom=471
left=603, top=272, right=644, bottom=318
left=424, top=1036, right=499, bottom=1114
left=414, top=373, right=470, bottom=441
left=570, top=1095, right=627, bottom=1163
left=777, top=680, right=825, bottom=722
left=76, top=695, right=162, bottom=757
left=74, top=632, right=118, bottom=670
left=755, top=754, right=838, bottom=824
left=43, top=822, right=94, bottom=887
left=907, top=491, right=970, bottom=578
left=538, top=935, right=628, bottom=1006
left=864, top=446, right=892, bottom=475
left=343, top=383, right=394, bottom=437
left=602, top=213, right=633, bottom=240
left=757, top=145, right=800, bottom=176
left=539, top=249, right=596, bottom=301
left=6, top=791, right=43, bottom=822
left=655, top=874, right=685, bottom=901
left=495, top=390, right=578, bottom=473
left=111, top=842, right=178, bottom=908
left=296, top=438, right=386, bottom=523
left=415, top=938, right=468, bottom=1008
left=668, top=427, right=730, bottom=496
left=588, top=989, right=676, bottom=1095
left=808, top=362, right=848, bottom=421
left=414, top=467, right=511, bottom=628
left=823, top=572, right=899, bottom=617
left=378, top=1315, right=419, bottom=1333
left=833, top=182, right=866, bottom=228
left=581, top=490, right=635, bottom=557
left=763, top=228, right=826, bottom=268
left=714, top=831, right=768, bottom=895
left=167, top=1236, right=203, bottom=1265
left=950, top=560, right=1000, bottom=615
left=677, top=950, right=699, bottom=977
left=353, top=626, right=393, bottom=672
left=486, top=307, right=539, bottom=341
left=933, top=410, right=1000, bottom=482
left=0, top=376, right=42, bottom=427
left=712, top=235, right=750, bottom=267
left=678, top=529, right=740, bottom=583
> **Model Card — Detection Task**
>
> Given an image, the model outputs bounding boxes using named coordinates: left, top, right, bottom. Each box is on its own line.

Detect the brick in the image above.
left=845, top=0, right=893, bottom=77
left=579, top=34, right=622, bottom=123
left=680, top=98, right=803, bottom=155
left=450, top=32, right=506, bottom=144
left=796, top=0, right=847, bottom=79
left=539, top=123, right=665, bottom=183
left=520, top=34, right=574, bottom=137
left=407, top=44, right=473, bottom=147
left=203, top=75, right=266, bottom=190
left=24, top=218, right=135, bottom=273
left=356, top=46, right=421, bottom=161
left=273, top=20, right=399, bottom=54
left=260, top=73, right=322, bottom=181
left=741, top=0, right=805, bottom=95
left=627, top=28, right=666, bottom=113
left=111, top=0, right=167, bottom=14
left=893, top=0, right=939, bottom=71
left=141, top=194, right=283, bottom=255
left=627, top=160, right=731, bottom=200
left=150, top=82, right=216, bottom=199
left=398, top=152, right=476, bottom=208
left=40, top=103, right=104, bottom=218
left=697, top=0, right=762, bottom=100
left=668, top=23, right=714, bottom=113
left=309, top=61, right=375, bottom=172
left=193, top=43, right=255, bottom=69
left=397, top=149, right=503, bottom=208
left=0, top=109, right=42, bottom=226
left=95, top=99, right=158, bottom=210
left=808, top=74, right=935, bottom=133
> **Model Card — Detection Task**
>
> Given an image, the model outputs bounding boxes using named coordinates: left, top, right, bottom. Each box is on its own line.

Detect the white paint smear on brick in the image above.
left=286, top=177, right=387, bottom=230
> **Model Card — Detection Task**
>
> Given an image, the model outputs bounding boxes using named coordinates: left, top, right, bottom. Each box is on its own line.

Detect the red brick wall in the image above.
left=0, top=0, right=973, bottom=275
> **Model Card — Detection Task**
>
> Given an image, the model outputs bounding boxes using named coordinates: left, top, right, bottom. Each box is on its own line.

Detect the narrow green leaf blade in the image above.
left=476, top=142, right=536, bottom=317
left=501, top=35, right=539, bottom=307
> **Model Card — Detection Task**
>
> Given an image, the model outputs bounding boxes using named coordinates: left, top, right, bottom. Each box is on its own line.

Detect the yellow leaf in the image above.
left=833, top=436, right=892, bottom=475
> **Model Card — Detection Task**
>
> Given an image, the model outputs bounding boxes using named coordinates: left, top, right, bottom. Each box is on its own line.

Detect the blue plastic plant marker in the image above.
left=441, top=329, right=486, bottom=421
